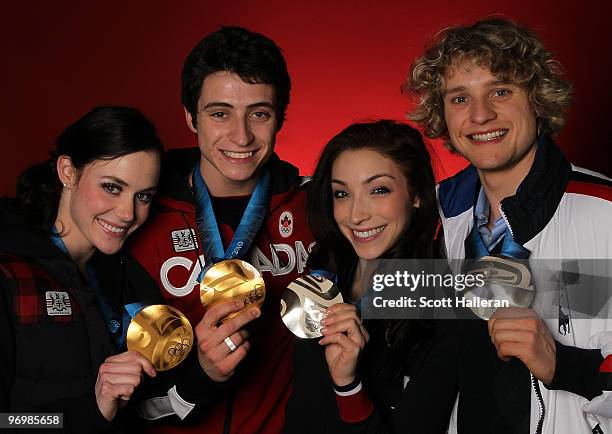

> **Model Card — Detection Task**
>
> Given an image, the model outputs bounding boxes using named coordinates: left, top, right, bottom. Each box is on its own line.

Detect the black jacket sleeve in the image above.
left=60, top=392, right=122, bottom=433
left=342, top=321, right=459, bottom=434
left=133, top=345, right=232, bottom=425
left=545, top=340, right=604, bottom=400
left=285, top=321, right=459, bottom=434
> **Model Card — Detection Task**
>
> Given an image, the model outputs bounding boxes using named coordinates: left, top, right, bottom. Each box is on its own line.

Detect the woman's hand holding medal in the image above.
left=194, top=300, right=261, bottom=382
left=279, top=274, right=363, bottom=386
left=95, top=350, right=157, bottom=421
left=96, top=304, right=193, bottom=421
left=319, top=303, right=369, bottom=387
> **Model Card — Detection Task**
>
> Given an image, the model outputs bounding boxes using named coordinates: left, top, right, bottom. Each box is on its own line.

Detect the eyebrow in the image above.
left=443, top=79, right=513, bottom=97
left=331, top=173, right=397, bottom=185
left=102, top=176, right=157, bottom=192
left=201, top=101, right=276, bottom=110
left=103, top=176, right=128, bottom=187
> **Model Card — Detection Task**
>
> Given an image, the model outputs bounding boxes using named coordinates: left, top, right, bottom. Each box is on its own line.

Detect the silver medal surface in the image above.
left=280, top=274, right=343, bottom=338
left=462, top=255, right=534, bottom=320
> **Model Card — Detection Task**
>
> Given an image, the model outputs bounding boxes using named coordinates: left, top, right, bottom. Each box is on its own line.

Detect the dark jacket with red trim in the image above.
left=437, top=136, right=612, bottom=433
left=284, top=316, right=462, bottom=434
left=0, top=198, right=212, bottom=433
left=126, top=148, right=315, bottom=434
left=0, top=199, right=124, bottom=433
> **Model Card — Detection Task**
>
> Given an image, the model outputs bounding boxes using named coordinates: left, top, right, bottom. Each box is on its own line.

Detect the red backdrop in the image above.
left=1, top=1, right=610, bottom=196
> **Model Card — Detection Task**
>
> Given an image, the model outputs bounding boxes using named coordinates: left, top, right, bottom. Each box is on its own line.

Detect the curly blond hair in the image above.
left=403, top=18, right=572, bottom=152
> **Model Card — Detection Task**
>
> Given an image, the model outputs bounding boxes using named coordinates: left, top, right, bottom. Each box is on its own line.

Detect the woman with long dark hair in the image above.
left=284, top=120, right=458, bottom=434
left=0, top=106, right=164, bottom=431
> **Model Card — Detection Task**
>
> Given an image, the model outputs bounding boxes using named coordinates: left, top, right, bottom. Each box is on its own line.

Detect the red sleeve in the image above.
left=128, top=223, right=164, bottom=284
left=335, top=388, right=375, bottom=423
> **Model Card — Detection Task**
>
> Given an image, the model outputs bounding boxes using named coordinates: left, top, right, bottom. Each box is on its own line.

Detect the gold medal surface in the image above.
left=280, top=274, right=343, bottom=339
left=200, top=259, right=266, bottom=322
left=127, top=305, right=193, bottom=371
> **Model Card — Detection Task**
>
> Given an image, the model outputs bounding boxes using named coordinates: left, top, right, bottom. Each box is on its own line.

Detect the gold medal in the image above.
left=127, top=305, right=193, bottom=371
left=200, top=259, right=265, bottom=322
left=280, top=274, right=343, bottom=339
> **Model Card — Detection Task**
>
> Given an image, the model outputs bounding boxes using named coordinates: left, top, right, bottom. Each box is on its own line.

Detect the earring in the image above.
left=62, top=182, right=67, bottom=188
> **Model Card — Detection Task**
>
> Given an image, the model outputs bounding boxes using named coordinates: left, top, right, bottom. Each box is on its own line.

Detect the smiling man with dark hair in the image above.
left=127, top=26, right=314, bottom=434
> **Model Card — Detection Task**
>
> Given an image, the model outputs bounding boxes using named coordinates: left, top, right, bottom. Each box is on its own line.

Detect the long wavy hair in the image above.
left=308, top=120, right=438, bottom=275
left=307, top=120, right=439, bottom=376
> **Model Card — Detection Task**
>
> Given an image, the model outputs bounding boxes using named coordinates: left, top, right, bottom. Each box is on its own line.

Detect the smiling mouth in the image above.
left=97, top=218, right=127, bottom=235
left=352, top=225, right=386, bottom=240
left=469, top=129, right=508, bottom=142
left=222, top=150, right=255, bottom=159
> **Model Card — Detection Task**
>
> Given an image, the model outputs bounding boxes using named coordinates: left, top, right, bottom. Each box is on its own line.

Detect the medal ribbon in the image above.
left=467, top=225, right=530, bottom=260
left=50, top=227, right=128, bottom=349
left=120, top=302, right=148, bottom=350
left=310, top=269, right=338, bottom=285
left=464, top=225, right=533, bottom=318
left=192, top=163, right=272, bottom=280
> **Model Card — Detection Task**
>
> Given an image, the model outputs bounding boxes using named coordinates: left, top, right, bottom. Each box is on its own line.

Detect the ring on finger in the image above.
left=224, top=336, right=237, bottom=352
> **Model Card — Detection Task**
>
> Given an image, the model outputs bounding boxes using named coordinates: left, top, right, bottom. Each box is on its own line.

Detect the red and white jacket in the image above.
left=437, top=136, right=612, bottom=434
left=127, top=149, right=315, bottom=434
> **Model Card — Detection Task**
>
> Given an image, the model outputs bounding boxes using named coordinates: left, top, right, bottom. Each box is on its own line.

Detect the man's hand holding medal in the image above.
left=196, top=259, right=266, bottom=382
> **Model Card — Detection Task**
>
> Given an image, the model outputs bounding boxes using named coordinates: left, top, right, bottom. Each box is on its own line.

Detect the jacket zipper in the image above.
left=503, top=207, right=543, bottom=434
left=532, top=373, right=545, bottom=434
left=498, top=205, right=515, bottom=240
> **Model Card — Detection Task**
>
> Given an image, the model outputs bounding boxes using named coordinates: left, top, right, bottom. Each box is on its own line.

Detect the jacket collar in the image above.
left=439, top=135, right=571, bottom=245
left=156, top=148, right=301, bottom=212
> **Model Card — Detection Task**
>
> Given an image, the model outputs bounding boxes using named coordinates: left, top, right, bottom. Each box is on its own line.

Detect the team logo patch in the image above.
left=171, top=229, right=198, bottom=252
left=279, top=211, right=293, bottom=238
left=45, top=291, right=72, bottom=316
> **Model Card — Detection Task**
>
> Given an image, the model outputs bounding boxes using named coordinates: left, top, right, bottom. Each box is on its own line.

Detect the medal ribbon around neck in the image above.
left=51, top=227, right=193, bottom=369
left=192, top=163, right=272, bottom=281
left=51, top=226, right=126, bottom=349
left=463, top=225, right=534, bottom=319
left=469, top=225, right=530, bottom=260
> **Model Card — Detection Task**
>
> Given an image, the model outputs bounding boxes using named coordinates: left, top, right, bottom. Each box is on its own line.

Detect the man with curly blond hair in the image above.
left=405, top=18, right=612, bottom=434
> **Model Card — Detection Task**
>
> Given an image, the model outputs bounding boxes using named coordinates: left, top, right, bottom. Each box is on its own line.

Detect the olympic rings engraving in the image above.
left=167, top=338, right=191, bottom=357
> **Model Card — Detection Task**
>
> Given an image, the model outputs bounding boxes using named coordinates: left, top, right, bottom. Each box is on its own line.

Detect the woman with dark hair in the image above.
left=0, top=106, right=164, bottom=432
left=284, top=120, right=459, bottom=434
